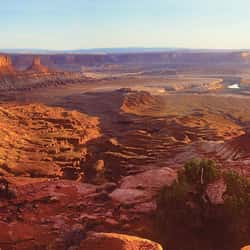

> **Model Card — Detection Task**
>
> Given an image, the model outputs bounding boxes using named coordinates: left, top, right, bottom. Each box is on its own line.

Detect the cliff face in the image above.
left=10, top=51, right=250, bottom=70
left=27, top=56, right=49, bottom=73
left=0, top=55, right=14, bottom=73
left=0, top=55, right=11, bottom=67
left=0, top=54, right=88, bottom=91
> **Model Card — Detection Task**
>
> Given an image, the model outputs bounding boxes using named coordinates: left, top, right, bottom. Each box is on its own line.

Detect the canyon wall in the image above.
left=0, top=55, right=12, bottom=67
left=0, top=55, right=13, bottom=73
left=9, top=51, right=250, bottom=70
left=27, top=55, right=49, bottom=72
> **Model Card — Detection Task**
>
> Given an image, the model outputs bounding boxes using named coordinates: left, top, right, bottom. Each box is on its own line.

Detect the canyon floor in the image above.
left=1, top=55, right=250, bottom=249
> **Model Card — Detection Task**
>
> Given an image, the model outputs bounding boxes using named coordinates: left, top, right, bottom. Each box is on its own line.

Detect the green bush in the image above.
left=181, top=158, right=220, bottom=186
left=156, top=159, right=250, bottom=250
left=223, top=170, right=250, bottom=218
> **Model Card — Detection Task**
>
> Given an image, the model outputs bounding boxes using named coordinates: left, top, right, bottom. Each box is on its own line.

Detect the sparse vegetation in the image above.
left=179, top=158, right=220, bottom=186
left=156, top=158, right=250, bottom=250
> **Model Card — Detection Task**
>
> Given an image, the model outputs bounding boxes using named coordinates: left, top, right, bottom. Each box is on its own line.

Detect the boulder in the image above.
left=241, top=246, right=250, bottom=250
left=110, top=188, right=149, bottom=205
left=80, top=232, right=163, bottom=250
left=206, top=179, right=227, bottom=205
left=120, top=167, right=177, bottom=191
left=110, top=167, right=177, bottom=206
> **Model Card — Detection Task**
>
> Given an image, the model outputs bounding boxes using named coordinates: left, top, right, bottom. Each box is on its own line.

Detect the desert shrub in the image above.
left=157, top=180, right=190, bottom=226
left=223, top=170, right=250, bottom=218
left=180, top=158, right=220, bottom=186
left=222, top=170, right=250, bottom=246
left=224, top=170, right=250, bottom=199
left=156, top=159, right=250, bottom=250
left=158, top=158, right=220, bottom=210
left=156, top=158, right=222, bottom=250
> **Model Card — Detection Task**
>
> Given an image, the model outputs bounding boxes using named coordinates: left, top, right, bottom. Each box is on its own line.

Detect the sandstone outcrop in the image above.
left=242, top=246, right=250, bottom=250
left=0, top=55, right=14, bottom=74
left=110, top=167, right=177, bottom=211
left=0, top=55, right=11, bottom=67
left=12, top=51, right=250, bottom=68
left=0, top=70, right=88, bottom=91
left=0, top=178, right=163, bottom=249
left=121, top=91, right=161, bottom=115
left=80, top=232, right=163, bottom=250
left=0, top=103, right=101, bottom=179
left=27, top=56, right=49, bottom=73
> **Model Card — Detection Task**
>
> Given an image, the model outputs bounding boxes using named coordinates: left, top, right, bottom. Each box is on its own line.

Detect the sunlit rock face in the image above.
left=27, top=56, right=49, bottom=73
left=80, top=232, right=163, bottom=250
left=241, top=246, right=250, bottom=250
left=0, top=55, right=14, bottom=73
left=0, top=55, right=11, bottom=67
left=0, top=103, right=101, bottom=179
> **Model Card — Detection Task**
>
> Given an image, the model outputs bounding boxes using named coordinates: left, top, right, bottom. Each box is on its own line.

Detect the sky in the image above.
left=1, top=0, right=250, bottom=50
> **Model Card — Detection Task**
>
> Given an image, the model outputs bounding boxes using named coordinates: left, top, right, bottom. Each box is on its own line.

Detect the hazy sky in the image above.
left=1, top=0, right=250, bottom=50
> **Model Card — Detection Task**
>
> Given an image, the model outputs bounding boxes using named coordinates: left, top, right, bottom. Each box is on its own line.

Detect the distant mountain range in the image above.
left=0, top=47, right=247, bottom=55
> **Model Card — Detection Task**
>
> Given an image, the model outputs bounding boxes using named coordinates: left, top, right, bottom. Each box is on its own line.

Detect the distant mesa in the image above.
left=27, top=56, right=49, bottom=73
left=0, top=55, right=50, bottom=75
left=0, top=55, right=14, bottom=74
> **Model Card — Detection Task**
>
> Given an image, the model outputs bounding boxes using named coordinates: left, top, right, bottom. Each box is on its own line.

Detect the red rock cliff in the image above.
left=0, top=55, right=14, bottom=73
left=28, top=56, right=49, bottom=73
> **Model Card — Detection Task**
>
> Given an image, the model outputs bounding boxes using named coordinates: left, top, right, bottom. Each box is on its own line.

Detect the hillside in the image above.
left=0, top=103, right=101, bottom=180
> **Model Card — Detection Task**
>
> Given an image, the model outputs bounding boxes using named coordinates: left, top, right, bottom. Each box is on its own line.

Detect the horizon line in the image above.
left=0, top=47, right=249, bottom=55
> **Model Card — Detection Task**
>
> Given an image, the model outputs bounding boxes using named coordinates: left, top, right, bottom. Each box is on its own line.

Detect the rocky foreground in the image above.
left=0, top=166, right=176, bottom=249
left=80, top=233, right=162, bottom=250
left=1, top=164, right=250, bottom=249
